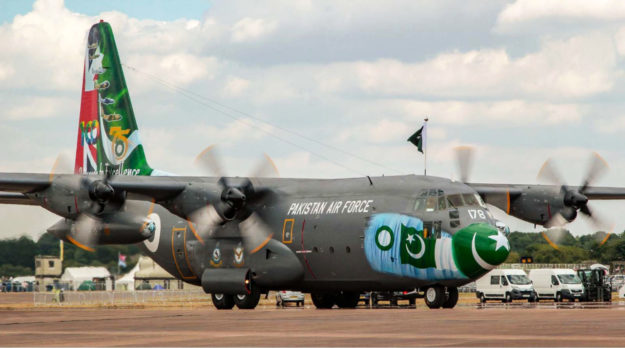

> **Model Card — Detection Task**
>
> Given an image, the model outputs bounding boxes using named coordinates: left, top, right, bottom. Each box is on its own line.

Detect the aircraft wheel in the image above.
left=311, top=292, right=335, bottom=309
left=211, top=293, right=235, bottom=310
left=424, top=286, right=444, bottom=309
left=234, top=288, right=261, bottom=309
left=442, top=287, right=459, bottom=308
left=336, top=291, right=359, bottom=308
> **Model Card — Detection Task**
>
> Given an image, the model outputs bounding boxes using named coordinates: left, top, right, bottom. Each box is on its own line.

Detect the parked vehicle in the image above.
left=275, top=290, right=305, bottom=307
left=476, top=269, right=536, bottom=303
left=607, top=274, right=625, bottom=292
left=371, top=290, right=418, bottom=306
left=577, top=268, right=611, bottom=302
left=528, top=269, right=584, bottom=302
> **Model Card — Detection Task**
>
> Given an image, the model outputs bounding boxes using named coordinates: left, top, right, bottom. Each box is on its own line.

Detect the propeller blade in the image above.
left=49, top=153, right=73, bottom=182
left=250, top=154, right=280, bottom=179
left=454, top=146, right=474, bottom=183
left=188, top=204, right=224, bottom=241
left=536, top=158, right=565, bottom=186
left=68, top=214, right=100, bottom=252
left=194, top=145, right=224, bottom=178
left=239, top=213, right=274, bottom=254
left=541, top=227, right=568, bottom=250
left=580, top=152, right=609, bottom=192
left=579, top=203, right=614, bottom=246
left=544, top=212, right=568, bottom=229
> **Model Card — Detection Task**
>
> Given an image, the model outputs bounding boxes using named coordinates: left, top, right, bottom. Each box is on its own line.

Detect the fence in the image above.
left=33, top=289, right=208, bottom=306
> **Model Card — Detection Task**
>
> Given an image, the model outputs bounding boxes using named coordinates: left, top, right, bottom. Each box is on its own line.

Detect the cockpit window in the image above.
left=447, top=194, right=464, bottom=208
left=461, top=193, right=486, bottom=207
left=437, top=196, right=446, bottom=210
left=425, top=196, right=437, bottom=212
left=462, top=194, right=479, bottom=206
left=414, top=198, right=426, bottom=211
left=415, top=189, right=445, bottom=212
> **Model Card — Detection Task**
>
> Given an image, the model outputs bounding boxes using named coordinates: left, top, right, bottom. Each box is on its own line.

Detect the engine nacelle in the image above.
left=201, top=268, right=252, bottom=294
left=47, top=211, right=154, bottom=245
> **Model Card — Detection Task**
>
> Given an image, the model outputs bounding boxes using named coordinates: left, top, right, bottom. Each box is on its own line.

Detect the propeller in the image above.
left=190, top=145, right=278, bottom=252
left=454, top=146, right=475, bottom=183
left=537, top=152, right=613, bottom=247
left=47, top=154, right=125, bottom=251
left=66, top=171, right=123, bottom=251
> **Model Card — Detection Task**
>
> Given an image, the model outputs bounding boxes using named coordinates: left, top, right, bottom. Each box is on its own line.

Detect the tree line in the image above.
left=506, top=230, right=625, bottom=265
left=0, top=233, right=140, bottom=278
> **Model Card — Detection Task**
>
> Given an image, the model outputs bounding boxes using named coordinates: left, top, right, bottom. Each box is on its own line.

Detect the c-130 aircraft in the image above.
left=2, top=21, right=625, bottom=310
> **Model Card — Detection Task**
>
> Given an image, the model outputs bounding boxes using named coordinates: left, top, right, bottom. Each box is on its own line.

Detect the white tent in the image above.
left=115, top=257, right=143, bottom=291
left=61, top=266, right=111, bottom=291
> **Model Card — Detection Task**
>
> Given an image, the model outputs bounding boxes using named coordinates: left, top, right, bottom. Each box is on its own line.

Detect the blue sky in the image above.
left=0, top=0, right=211, bottom=23
left=3, top=0, right=625, bottom=239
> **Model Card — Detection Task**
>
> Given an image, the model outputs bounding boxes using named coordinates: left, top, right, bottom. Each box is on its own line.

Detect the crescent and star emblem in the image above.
left=471, top=232, right=509, bottom=270
left=404, top=233, right=425, bottom=259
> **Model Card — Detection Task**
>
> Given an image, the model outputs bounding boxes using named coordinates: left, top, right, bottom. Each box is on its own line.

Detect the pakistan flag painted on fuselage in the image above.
left=74, top=21, right=153, bottom=176
left=364, top=213, right=510, bottom=281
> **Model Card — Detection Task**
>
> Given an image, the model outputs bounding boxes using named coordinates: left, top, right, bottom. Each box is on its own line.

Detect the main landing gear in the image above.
left=424, top=286, right=458, bottom=309
left=311, top=291, right=360, bottom=309
left=211, top=288, right=261, bottom=310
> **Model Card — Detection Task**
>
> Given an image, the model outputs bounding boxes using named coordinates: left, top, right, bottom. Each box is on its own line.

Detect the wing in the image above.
left=0, top=173, right=51, bottom=205
left=468, top=182, right=625, bottom=226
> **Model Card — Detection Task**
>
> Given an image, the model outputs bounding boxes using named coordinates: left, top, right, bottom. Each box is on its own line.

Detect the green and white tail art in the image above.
left=74, top=21, right=155, bottom=176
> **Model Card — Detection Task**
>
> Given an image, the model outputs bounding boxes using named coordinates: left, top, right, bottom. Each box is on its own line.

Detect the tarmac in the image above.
left=2, top=302, right=625, bottom=346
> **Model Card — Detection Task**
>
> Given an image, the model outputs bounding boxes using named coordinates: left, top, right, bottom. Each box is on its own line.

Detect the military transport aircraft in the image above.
left=1, top=21, right=625, bottom=310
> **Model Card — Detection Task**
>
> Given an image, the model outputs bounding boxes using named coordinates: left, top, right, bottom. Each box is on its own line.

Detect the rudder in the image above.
left=74, top=21, right=153, bottom=176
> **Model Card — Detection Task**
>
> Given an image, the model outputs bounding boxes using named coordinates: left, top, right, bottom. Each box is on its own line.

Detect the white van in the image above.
left=476, top=269, right=536, bottom=303
left=528, top=269, right=584, bottom=302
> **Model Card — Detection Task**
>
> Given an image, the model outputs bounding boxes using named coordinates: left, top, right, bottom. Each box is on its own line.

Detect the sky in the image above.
left=2, top=0, right=625, bottom=239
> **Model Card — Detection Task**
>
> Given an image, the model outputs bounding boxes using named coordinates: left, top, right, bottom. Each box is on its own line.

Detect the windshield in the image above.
left=507, top=274, right=531, bottom=285
left=558, top=274, right=581, bottom=284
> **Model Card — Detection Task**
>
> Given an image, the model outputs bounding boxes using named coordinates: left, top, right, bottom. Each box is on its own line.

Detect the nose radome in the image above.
left=451, top=223, right=510, bottom=279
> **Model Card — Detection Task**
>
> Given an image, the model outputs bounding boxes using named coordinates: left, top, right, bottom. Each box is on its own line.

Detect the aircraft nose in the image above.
left=452, top=223, right=510, bottom=279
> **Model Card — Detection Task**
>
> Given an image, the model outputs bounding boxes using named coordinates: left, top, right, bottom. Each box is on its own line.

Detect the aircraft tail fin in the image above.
left=74, top=21, right=153, bottom=176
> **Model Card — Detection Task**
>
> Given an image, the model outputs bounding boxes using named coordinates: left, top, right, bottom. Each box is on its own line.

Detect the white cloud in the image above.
left=222, top=76, right=251, bottom=97
left=497, top=0, right=625, bottom=29
left=230, top=17, right=277, bottom=43
left=5, top=96, right=74, bottom=120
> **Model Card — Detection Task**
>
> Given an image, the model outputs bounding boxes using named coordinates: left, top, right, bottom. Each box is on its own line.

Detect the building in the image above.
left=61, top=266, right=112, bottom=291
left=34, top=255, right=62, bottom=291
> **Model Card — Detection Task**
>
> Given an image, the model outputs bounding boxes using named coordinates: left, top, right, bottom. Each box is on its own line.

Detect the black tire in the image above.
left=442, top=287, right=459, bottom=308
left=211, top=293, right=235, bottom=310
left=424, top=286, right=444, bottom=309
left=234, top=288, right=261, bottom=309
left=336, top=291, right=359, bottom=308
left=311, top=292, right=335, bottom=309
left=555, top=292, right=562, bottom=302
left=479, top=294, right=486, bottom=303
left=409, top=298, right=416, bottom=306
left=504, top=292, right=512, bottom=303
